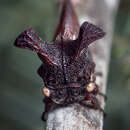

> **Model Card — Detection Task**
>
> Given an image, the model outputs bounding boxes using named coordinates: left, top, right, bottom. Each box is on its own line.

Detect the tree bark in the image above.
left=46, top=0, right=120, bottom=130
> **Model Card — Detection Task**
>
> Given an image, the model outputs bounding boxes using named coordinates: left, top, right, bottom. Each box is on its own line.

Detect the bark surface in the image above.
left=46, top=0, right=120, bottom=130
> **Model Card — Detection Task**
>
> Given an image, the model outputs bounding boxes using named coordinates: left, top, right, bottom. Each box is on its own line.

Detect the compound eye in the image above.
left=86, top=83, right=96, bottom=92
left=42, top=87, right=50, bottom=97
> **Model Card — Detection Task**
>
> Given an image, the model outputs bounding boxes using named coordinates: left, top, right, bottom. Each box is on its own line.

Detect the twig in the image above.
left=46, top=0, right=120, bottom=130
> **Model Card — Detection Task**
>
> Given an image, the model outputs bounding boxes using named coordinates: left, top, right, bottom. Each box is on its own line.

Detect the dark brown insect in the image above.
left=14, top=0, right=106, bottom=121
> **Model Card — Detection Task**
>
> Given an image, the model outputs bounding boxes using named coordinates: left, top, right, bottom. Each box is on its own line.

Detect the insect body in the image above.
left=14, top=0, right=105, bottom=121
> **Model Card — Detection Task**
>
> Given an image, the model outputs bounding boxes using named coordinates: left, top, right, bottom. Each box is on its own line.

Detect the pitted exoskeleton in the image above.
left=14, top=0, right=106, bottom=121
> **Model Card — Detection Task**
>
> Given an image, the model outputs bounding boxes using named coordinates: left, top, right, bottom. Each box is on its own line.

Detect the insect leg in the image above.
left=79, top=94, right=106, bottom=117
left=94, top=72, right=103, bottom=77
left=98, top=92, right=107, bottom=101
left=42, top=97, right=53, bottom=121
left=94, top=83, right=107, bottom=101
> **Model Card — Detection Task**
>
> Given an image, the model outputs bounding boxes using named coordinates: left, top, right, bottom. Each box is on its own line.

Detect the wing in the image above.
left=14, top=29, right=61, bottom=65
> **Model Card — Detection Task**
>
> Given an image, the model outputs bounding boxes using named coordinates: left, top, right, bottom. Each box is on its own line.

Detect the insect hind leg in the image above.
left=79, top=95, right=106, bottom=117
left=42, top=97, right=54, bottom=121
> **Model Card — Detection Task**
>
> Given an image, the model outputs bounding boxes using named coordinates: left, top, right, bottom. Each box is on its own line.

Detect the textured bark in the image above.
left=46, top=0, right=120, bottom=130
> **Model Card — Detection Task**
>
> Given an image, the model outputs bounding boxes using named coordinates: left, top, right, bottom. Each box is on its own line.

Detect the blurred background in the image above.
left=0, top=0, right=129, bottom=130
